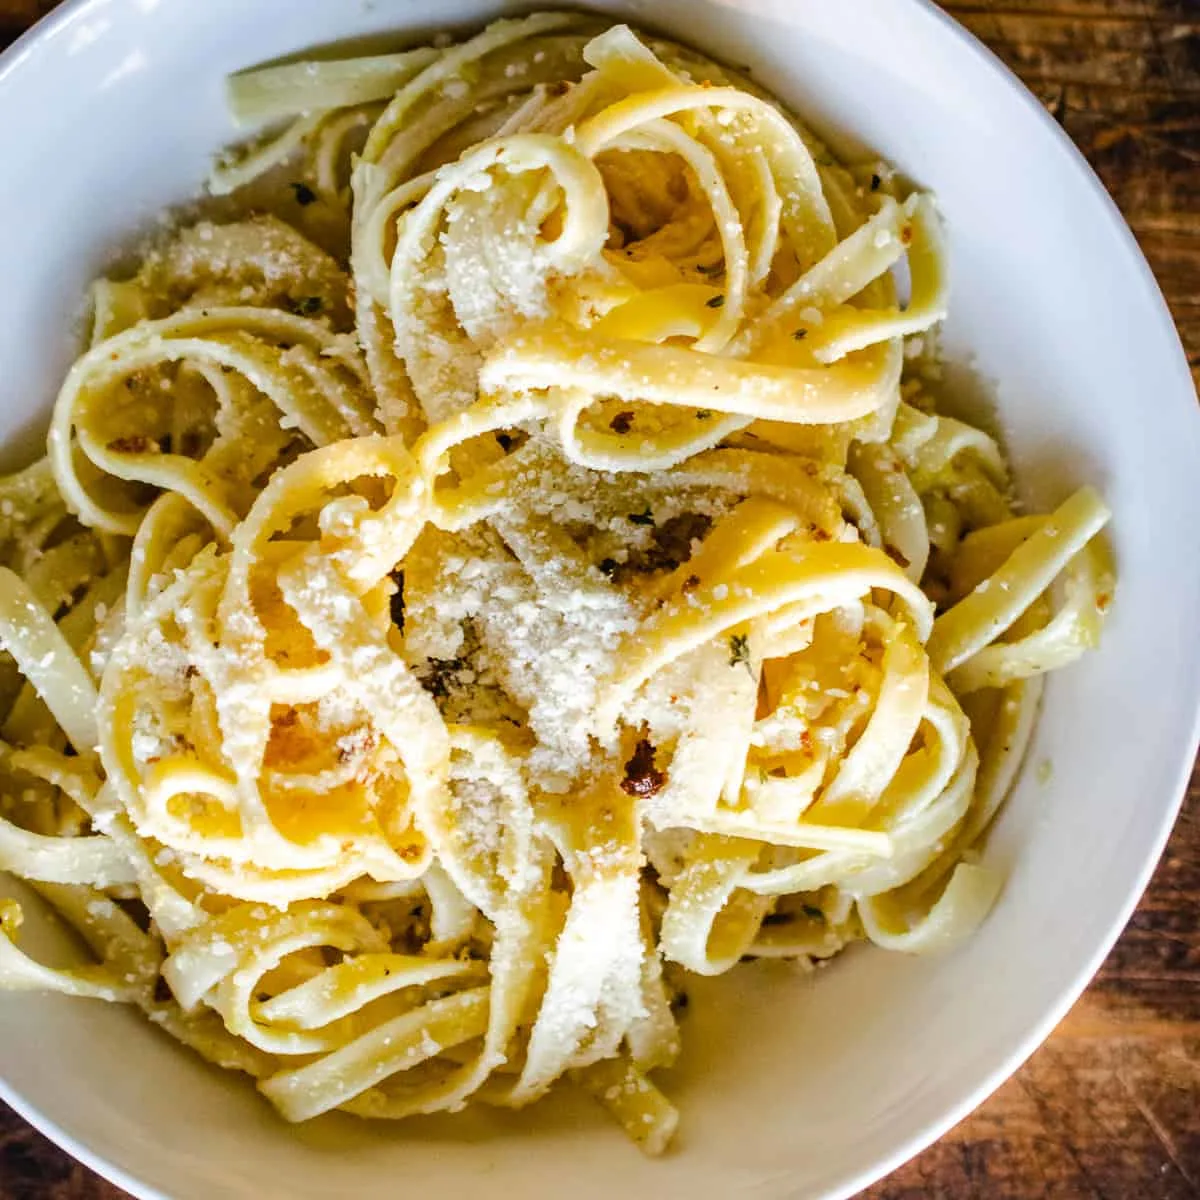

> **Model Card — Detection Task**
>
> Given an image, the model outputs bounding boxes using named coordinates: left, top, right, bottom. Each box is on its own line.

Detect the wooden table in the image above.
left=0, top=1, right=1196, bottom=1196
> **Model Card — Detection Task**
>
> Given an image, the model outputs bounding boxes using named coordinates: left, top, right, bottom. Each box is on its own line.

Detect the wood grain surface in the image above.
left=0, top=1, right=1196, bottom=1197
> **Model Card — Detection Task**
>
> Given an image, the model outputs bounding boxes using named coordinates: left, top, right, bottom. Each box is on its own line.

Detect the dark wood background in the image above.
left=0, top=1, right=1195, bottom=1196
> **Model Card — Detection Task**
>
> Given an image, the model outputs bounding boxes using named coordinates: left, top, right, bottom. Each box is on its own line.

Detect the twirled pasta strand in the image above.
left=0, top=14, right=1113, bottom=1156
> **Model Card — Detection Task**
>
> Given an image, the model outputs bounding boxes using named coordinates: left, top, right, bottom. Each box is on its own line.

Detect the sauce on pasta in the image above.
left=0, top=14, right=1112, bottom=1154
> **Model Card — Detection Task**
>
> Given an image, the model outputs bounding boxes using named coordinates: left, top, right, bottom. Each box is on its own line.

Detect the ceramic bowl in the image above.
left=0, top=2, right=1197, bottom=1197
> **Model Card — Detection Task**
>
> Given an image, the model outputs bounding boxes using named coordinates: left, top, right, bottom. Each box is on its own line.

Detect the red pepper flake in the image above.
left=1096, top=592, right=1111, bottom=612
left=900, top=224, right=914, bottom=246
left=621, top=738, right=666, bottom=798
left=681, top=574, right=701, bottom=594
left=884, top=543, right=911, bottom=569
left=609, top=411, right=635, bottom=434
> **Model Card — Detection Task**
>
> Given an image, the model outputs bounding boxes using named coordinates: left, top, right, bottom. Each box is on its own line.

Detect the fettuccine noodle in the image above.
left=0, top=15, right=1113, bottom=1154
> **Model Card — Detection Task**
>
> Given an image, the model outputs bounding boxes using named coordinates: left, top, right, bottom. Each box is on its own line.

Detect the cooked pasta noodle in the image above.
left=0, top=14, right=1113, bottom=1153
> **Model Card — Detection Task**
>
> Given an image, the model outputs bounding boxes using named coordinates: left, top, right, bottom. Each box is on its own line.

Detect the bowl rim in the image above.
left=0, top=1, right=1197, bottom=1198
left=846, top=1, right=1200, bottom=1191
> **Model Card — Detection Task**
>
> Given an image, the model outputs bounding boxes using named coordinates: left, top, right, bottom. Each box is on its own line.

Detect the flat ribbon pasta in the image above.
left=0, top=13, right=1113, bottom=1159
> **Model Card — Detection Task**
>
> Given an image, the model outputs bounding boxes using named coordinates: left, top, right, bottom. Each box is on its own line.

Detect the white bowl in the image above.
left=1, top=1, right=1197, bottom=1197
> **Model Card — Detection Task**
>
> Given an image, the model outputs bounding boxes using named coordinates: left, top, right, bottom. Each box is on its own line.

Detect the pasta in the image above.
left=0, top=14, right=1113, bottom=1154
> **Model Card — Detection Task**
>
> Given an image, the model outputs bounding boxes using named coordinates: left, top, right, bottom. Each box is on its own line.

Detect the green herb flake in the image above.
left=705, top=294, right=725, bottom=309
left=728, top=633, right=754, bottom=679
left=793, top=328, right=808, bottom=341
left=628, top=508, right=655, bottom=527
left=695, top=409, right=713, bottom=420
left=801, top=904, right=826, bottom=922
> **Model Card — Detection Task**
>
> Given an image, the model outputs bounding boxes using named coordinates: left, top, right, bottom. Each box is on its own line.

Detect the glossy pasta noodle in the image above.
left=0, top=14, right=1112, bottom=1153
